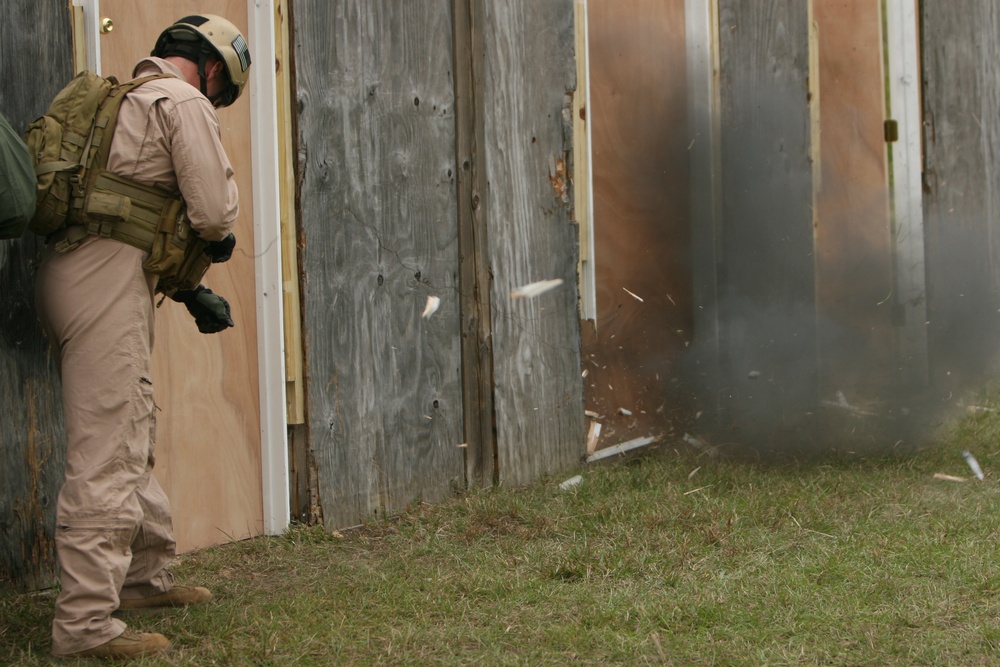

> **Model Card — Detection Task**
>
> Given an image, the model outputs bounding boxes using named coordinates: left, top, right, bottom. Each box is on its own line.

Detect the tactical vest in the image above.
left=26, top=71, right=211, bottom=292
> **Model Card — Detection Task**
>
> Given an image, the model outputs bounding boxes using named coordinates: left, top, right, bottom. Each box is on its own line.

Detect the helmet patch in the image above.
left=232, top=34, right=252, bottom=72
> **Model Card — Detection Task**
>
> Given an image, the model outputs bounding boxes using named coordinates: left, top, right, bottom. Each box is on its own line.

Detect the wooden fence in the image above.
left=294, top=0, right=584, bottom=529
left=0, top=0, right=73, bottom=594
left=1, top=0, right=585, bottom=590
left=7, top=0, right=1000, bottom=592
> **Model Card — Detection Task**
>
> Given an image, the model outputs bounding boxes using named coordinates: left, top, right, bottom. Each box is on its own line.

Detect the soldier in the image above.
left=36, top=15, right=251, bottom=660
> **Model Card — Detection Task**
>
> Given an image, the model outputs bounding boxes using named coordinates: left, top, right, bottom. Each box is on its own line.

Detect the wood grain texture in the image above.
left=715, top=0, right=815, bottom=437
left=0, top=0, right=73, bottom=593
left=296, top=1, right=465, bottom=528
left=922, top=1, right=1000, bottom=389
left=584, top=0, right=694, bottom=447
left=98, top=0, right=263, bottom=552
left=813, top=0, right=894, bottom=401
left=481, top=0, right=585, bottom=485
left=453, top=0, right=497, bottom=488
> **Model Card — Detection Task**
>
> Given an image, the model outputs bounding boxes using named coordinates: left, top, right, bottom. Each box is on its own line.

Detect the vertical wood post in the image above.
left=452, top=0, right=497, bottom=488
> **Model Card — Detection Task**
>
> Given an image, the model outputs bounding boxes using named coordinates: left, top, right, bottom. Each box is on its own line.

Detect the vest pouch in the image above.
left=143, top=199, right=211, bottom=292
left=83, top=190, right=131, bottom=223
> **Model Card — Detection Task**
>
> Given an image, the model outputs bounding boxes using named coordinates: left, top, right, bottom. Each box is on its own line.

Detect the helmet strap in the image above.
left=196, top=53, right=227, bottom=108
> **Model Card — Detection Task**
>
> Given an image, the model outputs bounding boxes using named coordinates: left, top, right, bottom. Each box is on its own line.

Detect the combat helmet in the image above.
left=150, top=14, right=252, bottom=108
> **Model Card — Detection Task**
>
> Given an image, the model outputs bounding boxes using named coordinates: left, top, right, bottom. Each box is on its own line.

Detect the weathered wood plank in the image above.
left=0, top=0, right=73, bottom=593
left=921, top=2, right=1000, bottom=389
left=296, top=1, right=464, bottom=528
left=481, top=0, right=585, bottom=485
left=715, top=0, right=815, bottom=441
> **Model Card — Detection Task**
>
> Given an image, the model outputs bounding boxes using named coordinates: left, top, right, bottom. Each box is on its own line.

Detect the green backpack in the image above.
left=0, top=112, right=36, bottom=239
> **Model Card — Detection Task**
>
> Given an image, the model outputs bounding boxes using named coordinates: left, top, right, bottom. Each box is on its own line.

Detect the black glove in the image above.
left=170, top=285, right=234, bottom=334
left=204, top=233, right=236, bottom=263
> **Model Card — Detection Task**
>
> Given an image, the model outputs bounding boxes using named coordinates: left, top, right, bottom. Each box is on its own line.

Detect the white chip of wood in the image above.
left=586, top=421, right=602, bottom=455
left=623, top=287, right=644, bottom=302
left=511, top=278, right=564, bottom=298
left=559, top=475, right=583, bottom=490
left=422, top=295, right=441, bottom=318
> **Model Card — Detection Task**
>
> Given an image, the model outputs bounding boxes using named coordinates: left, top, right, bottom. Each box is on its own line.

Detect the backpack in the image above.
left=23, top=70, right=168, bottom=237
left=0, top=112, right=37, bottom=239
left=22, top=71, right=213, bottom=292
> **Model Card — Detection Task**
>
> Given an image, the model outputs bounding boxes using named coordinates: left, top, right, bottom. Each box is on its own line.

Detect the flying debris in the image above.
left=559, top=475, right=583, bottom=490
left=963, top=451, right=985, bottom=480
left=682, top=433, right=703, bottom=449
left=622, top=287, right=644, bottom=302
left=586, top=435, right=659, bottom=463
left=511, top=278, right=564, bottom=299
left=422, top=295, right=441, bottom=318
left=932, top=473, right=967, bottom=482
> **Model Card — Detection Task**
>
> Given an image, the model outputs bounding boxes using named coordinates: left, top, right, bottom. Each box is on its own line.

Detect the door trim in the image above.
left=883, top=0, right=928, bottom=386
left=248, top=0, right=290, bottom=535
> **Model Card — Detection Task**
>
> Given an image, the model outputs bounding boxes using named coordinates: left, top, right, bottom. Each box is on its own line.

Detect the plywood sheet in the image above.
left=295, top=1, right=465, bottom=528
left=482, top=0, right=585, bottom=485
left=715, top=0, right=815, bottom=438
left=98, top=0, right=262, bottom=552
left=922, top=2, right=1000, bottom=389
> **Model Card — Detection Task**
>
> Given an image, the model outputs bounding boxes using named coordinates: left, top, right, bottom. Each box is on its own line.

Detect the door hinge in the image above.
left=884, top=119, right=899, bottom=143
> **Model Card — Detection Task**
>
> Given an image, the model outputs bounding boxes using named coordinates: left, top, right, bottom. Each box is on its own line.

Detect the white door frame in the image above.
left=71, top=0, right=290, bottom=536
left=574, top=0, right=596, bottom=322
left=883, top=0, right=928, bottom=386
left=685, top=0, right=723, bottom=405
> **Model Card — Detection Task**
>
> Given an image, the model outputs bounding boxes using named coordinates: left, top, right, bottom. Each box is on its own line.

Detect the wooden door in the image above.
left=584, top=0, right=694, bottom=447
left=96, top=0, right=263, bottom=551
left=813, top=0, right=895, bottom=407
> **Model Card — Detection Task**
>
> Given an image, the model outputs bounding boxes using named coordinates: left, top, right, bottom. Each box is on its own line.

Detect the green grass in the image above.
left=3, top=405, right=1000, bottom=665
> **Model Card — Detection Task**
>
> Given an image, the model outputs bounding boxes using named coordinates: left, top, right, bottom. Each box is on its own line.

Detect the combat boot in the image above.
left=118, top=584, right=213, bottom=611
left=53, top=628, right=170, bottom=659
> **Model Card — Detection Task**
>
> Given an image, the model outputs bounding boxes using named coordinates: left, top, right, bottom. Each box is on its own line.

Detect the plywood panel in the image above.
left=585, top=0, right=693, bottom=447
left=813, top=0, right=894, bottom=401
left=98, top=0, right=263, bottom=551
left=0, top=0, right=74, bottom=593
left=482, top=0, right=585, bottom=485
left=296, top=1, right=464, bottom=528
left=715, top=0, right=815, bottom=441
left=922, top=2, right=1000, bottom=390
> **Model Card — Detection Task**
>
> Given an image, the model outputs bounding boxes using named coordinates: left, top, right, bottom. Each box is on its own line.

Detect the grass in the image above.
left=3, top=402, right=1000, bottom=665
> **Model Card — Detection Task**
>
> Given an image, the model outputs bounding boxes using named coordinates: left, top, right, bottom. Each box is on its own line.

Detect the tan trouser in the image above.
left=36, top=237, right=176, bottom=655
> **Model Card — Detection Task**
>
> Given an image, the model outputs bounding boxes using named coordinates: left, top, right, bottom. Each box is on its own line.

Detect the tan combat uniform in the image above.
left=35, top=57, right=238, bottom=656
